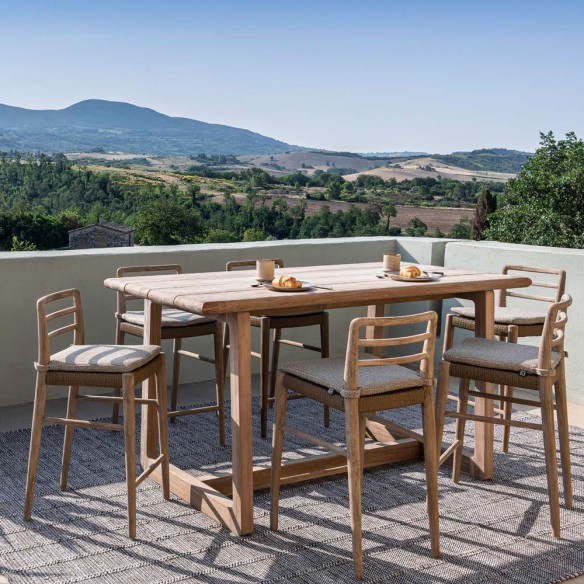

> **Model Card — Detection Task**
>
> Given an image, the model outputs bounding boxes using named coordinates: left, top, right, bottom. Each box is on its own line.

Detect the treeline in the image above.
left=182, top=164, right=504, bottom=206
left=0, top=153, right=408, bottom=249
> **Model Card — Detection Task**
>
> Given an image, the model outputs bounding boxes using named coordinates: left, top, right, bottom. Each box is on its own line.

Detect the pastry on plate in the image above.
left=272, top=274, right=302, bottom=288
left=399, top=265, right=422, bottom=278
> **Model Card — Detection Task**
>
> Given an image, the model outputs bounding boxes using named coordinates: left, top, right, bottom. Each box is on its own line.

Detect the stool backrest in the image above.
left=538, top=294, right=572, bottom=371
left=501, top=265, right=566, bottom=307
left=344, top=311, right=438, bottom=396
left=115, top=264, right=182, bottom=317
left=36, top=289, right=84, bottom=367
left=225, top=258, right=284, bottom=271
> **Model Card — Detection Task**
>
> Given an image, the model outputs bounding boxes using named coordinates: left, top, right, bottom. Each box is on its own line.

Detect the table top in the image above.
left=104, top=262, right=532, bottom=316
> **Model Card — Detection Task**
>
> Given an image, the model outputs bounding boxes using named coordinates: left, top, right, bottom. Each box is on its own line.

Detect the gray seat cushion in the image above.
left=281, top=356, right=424, bottom=398
left=49, top=345, right=161, bottom=373
left=444, top=337, right=561, bottom=374
left=121, top=309, right=211, bottom=327
left=452, top=306, right=547, bottom=326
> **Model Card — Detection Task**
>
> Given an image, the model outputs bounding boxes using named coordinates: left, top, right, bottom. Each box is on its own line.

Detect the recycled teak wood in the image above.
left=104, top=262, right=531, bottom=536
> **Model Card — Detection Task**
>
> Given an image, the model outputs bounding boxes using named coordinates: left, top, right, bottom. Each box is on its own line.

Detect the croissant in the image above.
left=272, top=274, right=302, bottom=288
left=400, top=265, right=422, bottom=278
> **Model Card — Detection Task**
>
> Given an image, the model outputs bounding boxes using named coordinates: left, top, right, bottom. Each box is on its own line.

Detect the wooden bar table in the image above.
left=104, top=262, right=531, bottom=536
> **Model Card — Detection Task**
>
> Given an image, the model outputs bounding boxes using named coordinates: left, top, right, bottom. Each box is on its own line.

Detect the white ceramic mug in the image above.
left=256, top=259, right=275, bottom=282
left=383, top=253, right=401, bottom=272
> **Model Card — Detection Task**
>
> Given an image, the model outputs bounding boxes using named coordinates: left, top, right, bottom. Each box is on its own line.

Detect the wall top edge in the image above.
left=446, top=240, right=584, bottom=257
left=0, top=236, right=397, bottom=260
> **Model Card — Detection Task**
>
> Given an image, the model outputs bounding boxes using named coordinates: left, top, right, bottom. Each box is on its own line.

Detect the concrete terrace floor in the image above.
left=1, top=378, right=584, bottom=583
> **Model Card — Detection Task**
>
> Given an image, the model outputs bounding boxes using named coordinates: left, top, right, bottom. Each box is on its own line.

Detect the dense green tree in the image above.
left=405, top=217, right=428, bottom=237
left=472, top=191, right=488, bottom=240
left=449, top=216, right=472, bottom=239
left=487, top=132, right=584, bottom=248
left=135, top=199, right=202, bottom=245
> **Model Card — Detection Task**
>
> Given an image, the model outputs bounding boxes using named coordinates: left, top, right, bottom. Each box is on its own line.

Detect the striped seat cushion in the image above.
left=49, top=345, right=161, bottom=373
left=281, top=356, right=424, bottom=398
left=444, top=337, right=561, bottom=374
left=452, top=306, right=547, bottom=326
left=121, top=309, right=211, bottom=327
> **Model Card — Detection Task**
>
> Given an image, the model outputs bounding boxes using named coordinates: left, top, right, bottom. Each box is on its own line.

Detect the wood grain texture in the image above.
left=103, top=261, right=532, bottom=535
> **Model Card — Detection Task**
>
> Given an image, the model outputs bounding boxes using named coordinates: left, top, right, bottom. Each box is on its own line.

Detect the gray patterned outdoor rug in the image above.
left=0, top=397, right=583, bottom=583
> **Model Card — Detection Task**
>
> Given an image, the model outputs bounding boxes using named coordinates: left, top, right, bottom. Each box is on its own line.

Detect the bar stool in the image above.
left=24, top=289, right=169, bottom=539
left=270, top=312, right=440, bottom=579
left=444, top=265, right=566, bottom=451
left=224, top=259, right=330, bottom=438
left=113, top=264, right=225, bottom=444
left=436, top=294, right=573, bottom=538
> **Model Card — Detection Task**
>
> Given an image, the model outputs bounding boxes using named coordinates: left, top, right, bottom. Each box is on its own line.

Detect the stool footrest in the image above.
left=43, top=417, right=124, bottom=432
left=136, top=454, right=165, bottom=487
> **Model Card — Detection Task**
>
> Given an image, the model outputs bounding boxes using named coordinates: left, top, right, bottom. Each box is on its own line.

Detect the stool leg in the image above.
left=443, top=314, right=455, bottom=354
left=60, top=385, right=79, bottom=490
left=222, top=324, right=230, bottom=387
left=540, top=377, right=561, bottom=538
left=24, top=373, right=47, bottom=520
left=321, top=314, right=330, bottom=428
left=422, top=385, right=440, bottom=559
left=260, top=318, right=271, bottom=439
left=155, top=358, right=170, bottom=500
left=435, top=361, right=451, bottom=455
left=345, top=397, right=363, bottom=580
left=122, top=373, right=137, bottom=539
left=268, top=328, right=282, bottom=403
left=112, top=326, right=125, bottom=424
left=270, top=372, right=288, bottom=531
left=214, top=323, right=226, bottom=447
left=452, top=378, right=470, bottom=483
left=170, top=338, right=181, bottom=424
left=502, top=325, right=518, bottom=452
left=555, top=360, right=573, bottom=508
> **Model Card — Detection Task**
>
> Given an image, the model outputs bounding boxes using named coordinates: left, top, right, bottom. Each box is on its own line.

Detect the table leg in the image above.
left=471, top=290, right=495, bottom=480
left=142, top=299, right=162, bottom=467
left=226, top=311, right=254, bottom=536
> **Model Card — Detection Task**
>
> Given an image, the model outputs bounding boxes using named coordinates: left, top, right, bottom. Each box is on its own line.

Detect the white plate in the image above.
left=389, top=273, right=441, bottom=282
left=264, top=281, right=314, bottom=292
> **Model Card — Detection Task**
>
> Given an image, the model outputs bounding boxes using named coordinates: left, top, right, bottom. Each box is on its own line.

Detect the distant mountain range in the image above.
left=0, top=99, right=301, bottom=155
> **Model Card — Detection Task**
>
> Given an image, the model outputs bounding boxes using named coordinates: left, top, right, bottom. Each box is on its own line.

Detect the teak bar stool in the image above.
left=113, top=264, right=225, bottom=444
left=436, top=294, right=572, bottom=538
left=24, top=289, right=170, bottom=539
left=444, top=265, right=566, bottom=452
left=224, top=259, right=330, bottom=438
left=270, top=312, right=440, bottom=580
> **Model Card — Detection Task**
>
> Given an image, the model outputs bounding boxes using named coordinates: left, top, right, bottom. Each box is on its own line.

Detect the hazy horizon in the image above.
left=2, top=0, right=583, bottom=153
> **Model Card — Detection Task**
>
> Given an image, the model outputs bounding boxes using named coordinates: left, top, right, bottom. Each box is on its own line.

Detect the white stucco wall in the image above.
left=1, top=237, right=581, bottom=407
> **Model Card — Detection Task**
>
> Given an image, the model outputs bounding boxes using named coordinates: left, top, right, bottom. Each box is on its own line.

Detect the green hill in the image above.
left=432, top=148, right=533, bottom=173
left=0, top=99, right=302, bottom=156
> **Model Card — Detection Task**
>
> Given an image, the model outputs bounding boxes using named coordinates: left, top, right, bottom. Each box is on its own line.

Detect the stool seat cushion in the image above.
left=121, top=309, right=210, bottom=327
left=444, top=337, right=561, bottom=374
left=48, top=345, right=161, bottom=373
left=452, top=306, right=547, bottom=326
left=281, top=356, right=424, bottom=398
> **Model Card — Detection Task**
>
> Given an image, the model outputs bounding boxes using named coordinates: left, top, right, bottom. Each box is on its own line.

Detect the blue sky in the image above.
left=1, top=0, right=583, bottom=153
